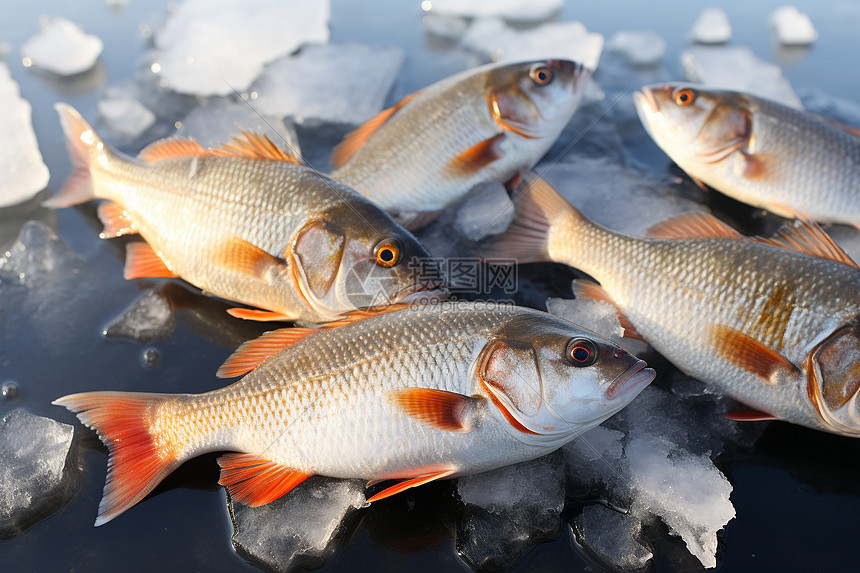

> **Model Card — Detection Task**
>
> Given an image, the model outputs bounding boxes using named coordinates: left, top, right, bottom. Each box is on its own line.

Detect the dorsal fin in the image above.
left=329, top=91, right=420, bottom=167
left=138, top=138, right=211, bottom=162
left=646, top=212, right=745, bottom=240
left=753, top=219, right=859, bottom=270
left=814, top=113, right=860, bottom=138
left=217, top=304, right=410, bottom=377
left=212, top=131, right=302, bottom=164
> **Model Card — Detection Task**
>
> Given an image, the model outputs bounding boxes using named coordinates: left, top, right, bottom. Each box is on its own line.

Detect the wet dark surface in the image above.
left=2, top=1, right=860, bottom=571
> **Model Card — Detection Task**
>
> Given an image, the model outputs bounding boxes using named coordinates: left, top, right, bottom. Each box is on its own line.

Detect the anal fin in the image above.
left=366, top=469, right=456, bottom=503
left=218, top=453, right=312, bottom=507
left=124, top=243, right=177, bottom=279
left=98, top=201, right=137, bottom=239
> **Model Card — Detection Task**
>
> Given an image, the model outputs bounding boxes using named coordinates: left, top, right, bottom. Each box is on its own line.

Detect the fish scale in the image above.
left=635, top=84, right=860, bottom=225
left=47, top=104, right=438, bottom=322
left=330, top=59, right=591, bottom=227
left=494, top=173, right=860, bottom=435
left=55, top=301, right=653, bottom=525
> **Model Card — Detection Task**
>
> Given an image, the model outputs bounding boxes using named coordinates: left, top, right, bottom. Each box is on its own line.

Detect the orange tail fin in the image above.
left=43, top=103, right=102, bottom=208
left=52, top=391, right=183, bottom=526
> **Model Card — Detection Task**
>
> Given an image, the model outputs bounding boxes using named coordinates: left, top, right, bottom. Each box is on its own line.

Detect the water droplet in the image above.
left=141, top=348, right=161, bottom=368
left=1, top=381, right=19, bottom=401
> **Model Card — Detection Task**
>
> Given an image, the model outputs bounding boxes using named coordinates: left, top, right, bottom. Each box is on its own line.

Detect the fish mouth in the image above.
left=395, top=281, right=450, bottom=305
left=606, top=360, right=655, bottom=399
left=634, top=88, right=659, bottom=115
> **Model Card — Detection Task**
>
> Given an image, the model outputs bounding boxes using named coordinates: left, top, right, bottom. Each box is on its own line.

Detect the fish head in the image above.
left=635, top=83, right=752, bottom=167
left=290, top=201, right=447, bottom=320
left=485, top=59, right=592, bottom=142
left=807, top=322, right=860, bottom=436
left=477, top=312, right=654, bottom=447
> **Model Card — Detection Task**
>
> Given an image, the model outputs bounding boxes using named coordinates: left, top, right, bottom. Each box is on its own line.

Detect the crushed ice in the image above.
left=0, top=63, right=50, bottom=207
left=21, top=16, right=103, bottom=76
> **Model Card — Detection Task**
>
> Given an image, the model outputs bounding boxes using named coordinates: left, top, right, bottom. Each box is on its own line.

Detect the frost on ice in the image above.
left=102, top=290, right=176, bottom=343
left=228, top=477, right=365, bottom=572
left=456, top=452, right=566, bottom=570
left=251, top=43, right=404, bottom=125
left=460, top=18, right=604, bottom=71
left=98, top=96, right=156, bottom=140
left=0, top=63, right=50, bottom=208
left=0, top=409, right=75, bottom=537
left=20, top=16, right=103, bottom=76
left=690, top=8, right=732, bottom=44
left=177, top=98, right=301, bottom=154
left=608, top=31, right=666, bottom=67
left=769, top=6, right=818, bottom=45
left=153, top=0, right=331, bottom=96
left=455, top=182, right=513, bottom=241
left=681, top=46, right=803, bottom=109
left=537, top=155, right=709, bottom=237
left=424, top=0, right=563, bottom=23
left=572, top=504, right=653, bottom=571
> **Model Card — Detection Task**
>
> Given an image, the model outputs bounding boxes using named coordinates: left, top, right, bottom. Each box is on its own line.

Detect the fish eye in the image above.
left=374, top=239, right=401, bottom=268
left=673, top=88, right=696, bottom=106
left=529, top=65, right=553, bottom=86
left=565, top=338, right=598, bottom=367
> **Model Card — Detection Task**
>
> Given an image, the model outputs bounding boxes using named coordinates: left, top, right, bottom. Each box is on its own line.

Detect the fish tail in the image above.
left=53, top=391, right=183, bottom=526
left=43, top=103, right=104, bottom=208
left=479, top=170, right=583, bottom=263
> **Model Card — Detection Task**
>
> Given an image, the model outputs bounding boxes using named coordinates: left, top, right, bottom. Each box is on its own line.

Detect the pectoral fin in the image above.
left=226, top=308, right=295, bottom=322
left=710, top=325, right=799, bottom=385
left=388, top=388, right=482, bottom=432
left=724, top=409, right=778, bottom=421
left=217, top=453, right=312, bottom=507
left=446, top=133, right=505, bottom=177
left=365, top=469, right=457, bottom=503
left=212, top=237, right=285, bottom=281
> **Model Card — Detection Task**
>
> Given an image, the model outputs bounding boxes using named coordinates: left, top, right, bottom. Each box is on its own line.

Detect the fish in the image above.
left=329, top=59, right=592, bottom=229
left=53, top=301, right=654, bottom=526
left=44, top=104, right=444, bottom=324
left=634, top=83, right=860, bottom=227
left=483, top=171, right=860, bottom=436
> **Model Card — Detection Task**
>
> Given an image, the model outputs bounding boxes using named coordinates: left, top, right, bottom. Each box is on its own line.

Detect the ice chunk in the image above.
left=102, top=290, right=175, bottom=342
left=228, top=477, right=365, bottom=572
left=461, top=18, right=603, bottom=71
left=690, top=8, right=732, bottom=44
left=20, top=16, right=103, bottom=76
left=422, top=13, right=469, bottom=40
left=537, top=155, right=709, bottom=236
left=681, top=46, right=803, bottom=109
left=177, top=98, right=301, bottom=155
left=251, top=43, right=403, bottom=125
left=769, top=6, right=818, bottom=45
left=614, top=387, right=735, bottom=569
left=625, top=435, right=734, bottom=568
left=455, top=182, right=513, bottom=241
left=153, top=0, right=331, bottom=97
left=98, top=96, right=156, bottom=140
left=547, top=297, right=624, bottom=342
left=0, top=63, right=50, bottom=207
left=456, top=452, right=566, bottom=570
left=572, top=505, right=653, bottom=571
left=563, top=425, right=625, bottom=494
left=425, top=0, right=563, bottom=23
left=0, top=409, right=75, bottom=537
left=608, top=31, right=666, bottom=66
